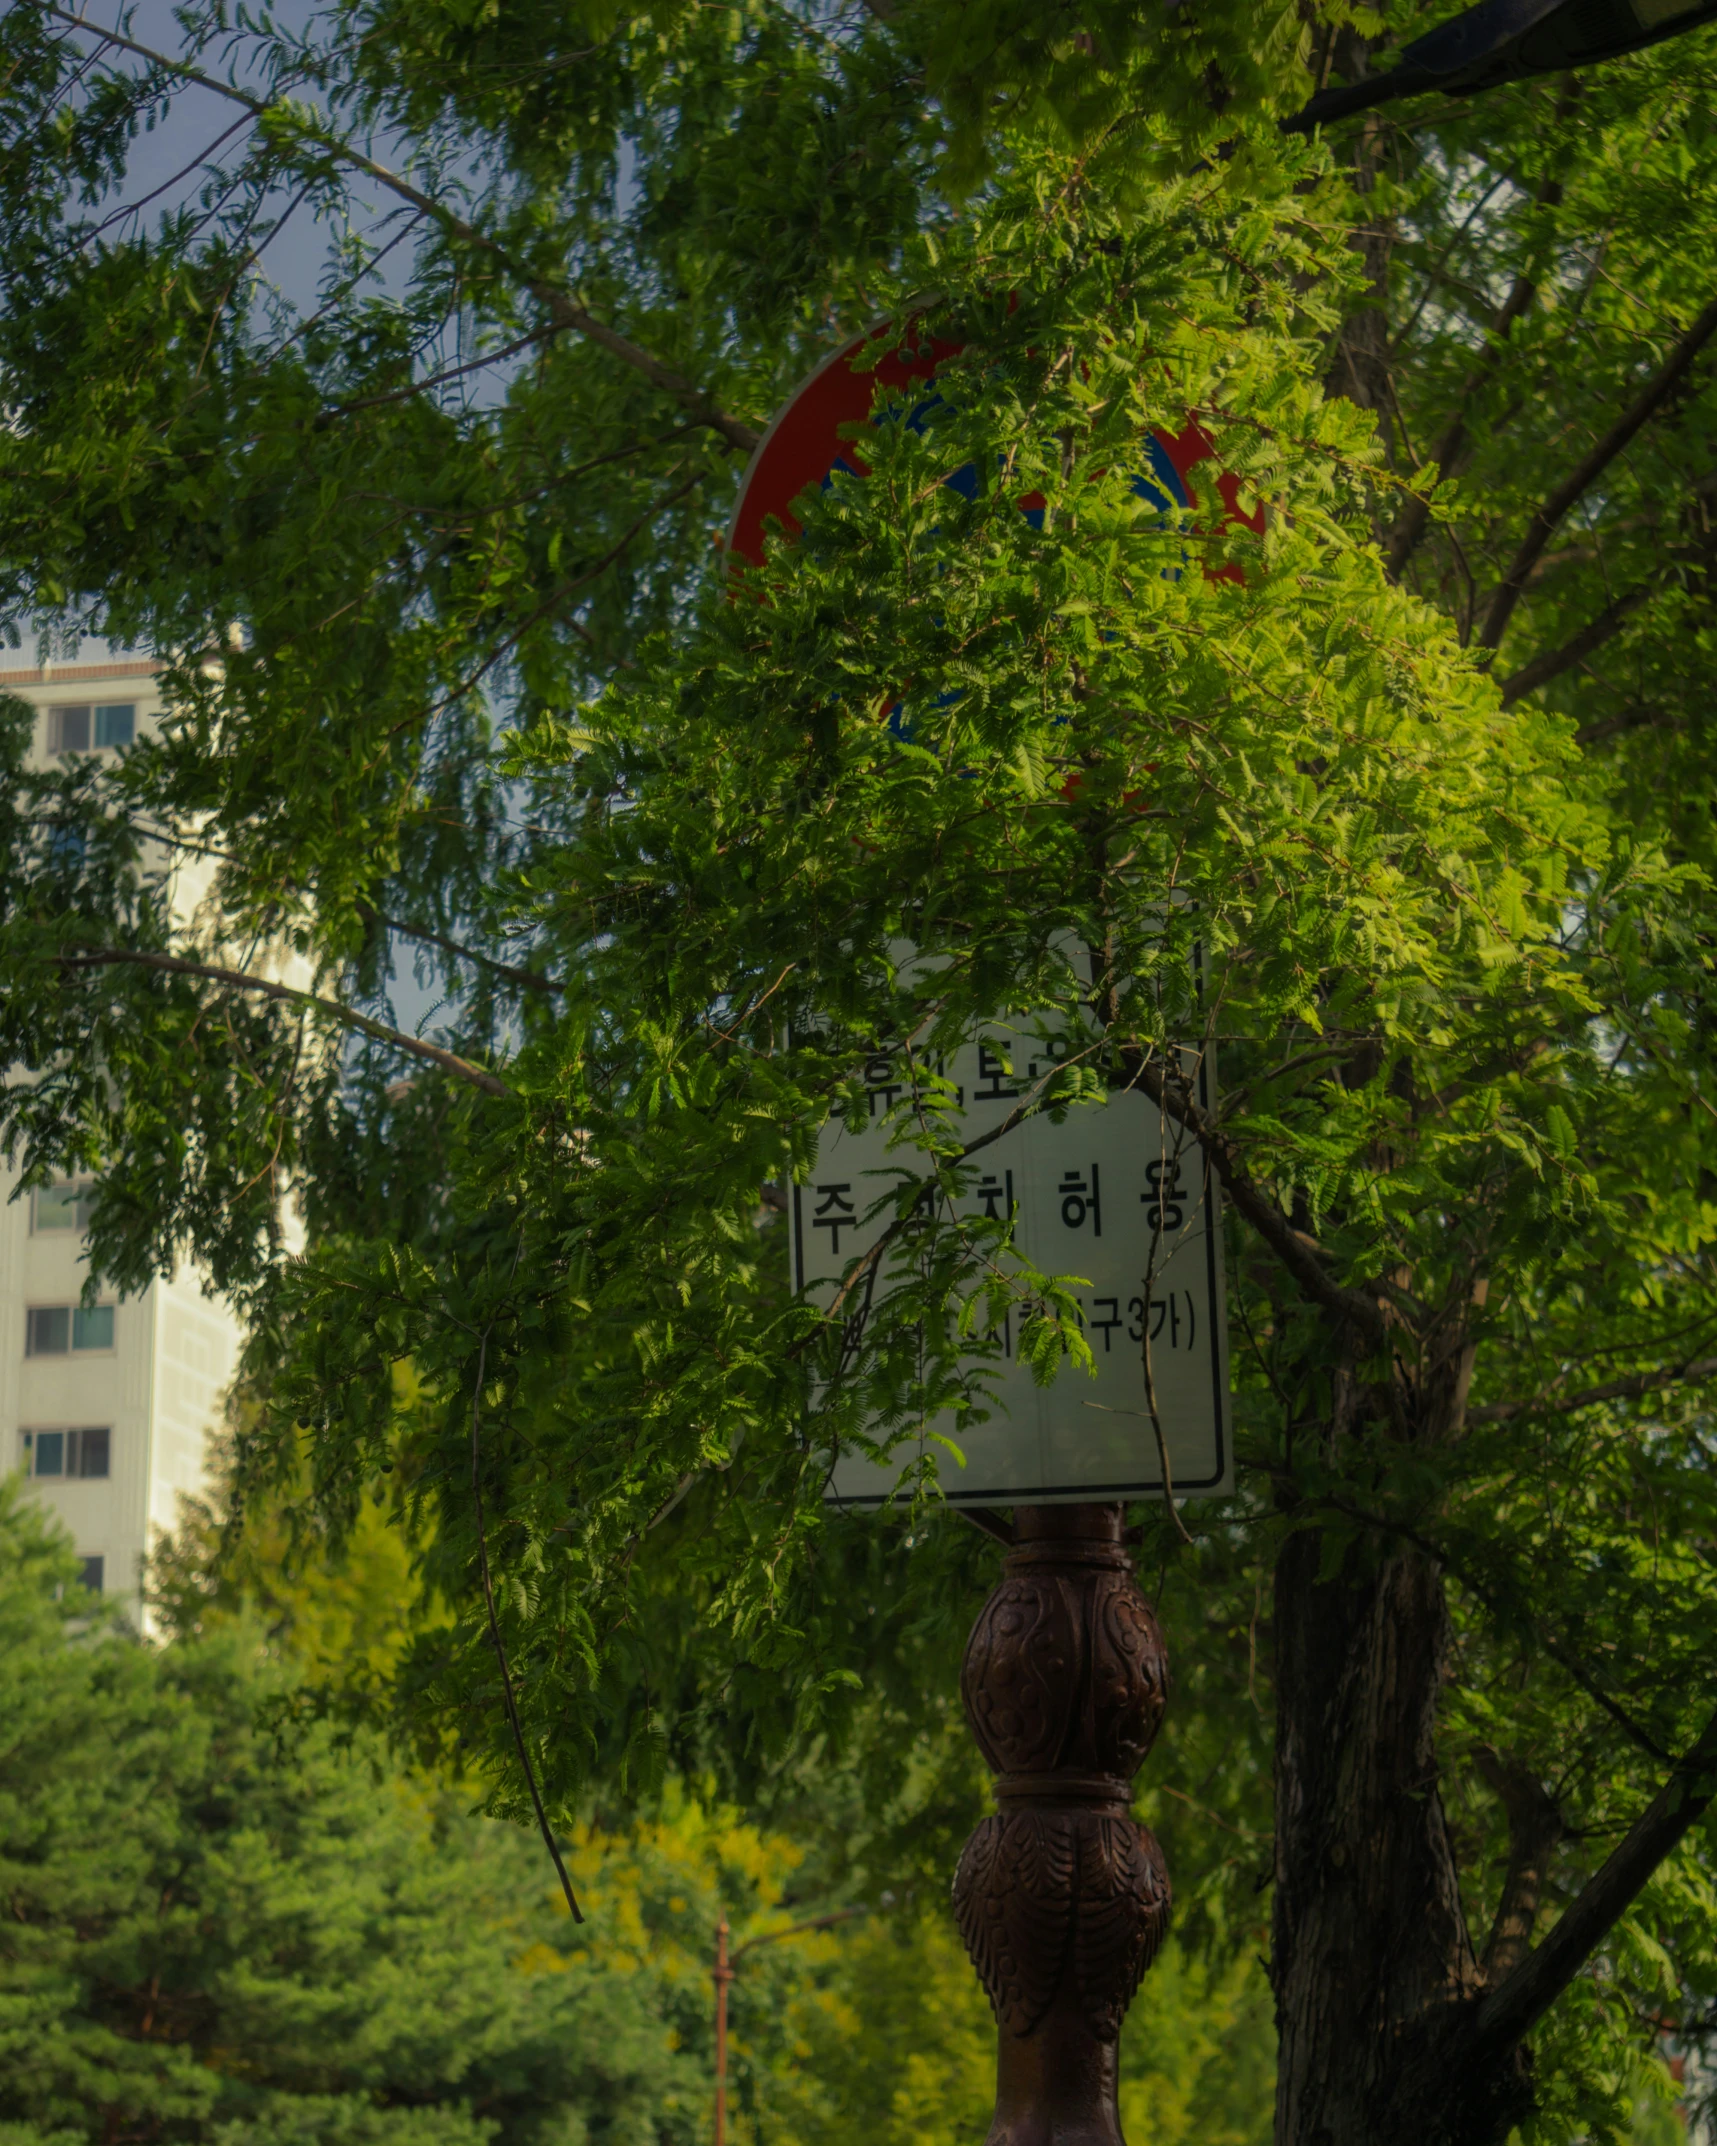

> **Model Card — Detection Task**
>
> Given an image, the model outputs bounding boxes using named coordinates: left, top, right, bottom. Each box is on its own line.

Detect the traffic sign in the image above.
left=793, top=1010, right=1232, bottom=1507
left=727, top=320, right=1263, bottom=570
left=738, top=330, right=1236, bottom=1506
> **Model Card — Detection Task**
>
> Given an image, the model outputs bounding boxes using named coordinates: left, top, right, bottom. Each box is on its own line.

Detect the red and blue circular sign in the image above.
left=726, top=321, right=1261, bottom=569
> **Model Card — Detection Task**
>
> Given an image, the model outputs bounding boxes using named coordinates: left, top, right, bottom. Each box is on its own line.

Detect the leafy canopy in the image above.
left=4, top=0, right=1717, bottom=2131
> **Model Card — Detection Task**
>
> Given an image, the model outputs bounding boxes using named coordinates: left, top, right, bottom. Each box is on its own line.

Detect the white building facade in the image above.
left=1, top=658, right=243, bottom=1620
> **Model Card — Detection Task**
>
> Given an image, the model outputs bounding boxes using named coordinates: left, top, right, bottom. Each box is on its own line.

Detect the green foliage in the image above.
left=0, top=1480, right=804, bottom=2146
left=4, top=0, right=1717, bottom=2133
left=7, top=1474, right=1280, bottom=2146
left=767, top=1906, right=1276, bottom=2145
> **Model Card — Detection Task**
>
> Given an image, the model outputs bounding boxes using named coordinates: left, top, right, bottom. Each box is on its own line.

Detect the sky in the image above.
left=40, top=0, right=413, bottom=673
left=64, top=0, right=415, bottom=317
left=38, top=0, right=481, bottom=1036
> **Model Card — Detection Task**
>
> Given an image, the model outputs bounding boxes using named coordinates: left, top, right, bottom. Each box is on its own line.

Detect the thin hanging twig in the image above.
left=1139, top=1299, right=1194, bottom=1548
left=469, top=1309, right=585, bottom=1922
left=1140, top=1091, right=1195, bottom=1546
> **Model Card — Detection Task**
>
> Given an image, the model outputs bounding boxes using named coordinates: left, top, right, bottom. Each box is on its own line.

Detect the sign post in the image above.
left=731, top=326, right=1240, bottom=2146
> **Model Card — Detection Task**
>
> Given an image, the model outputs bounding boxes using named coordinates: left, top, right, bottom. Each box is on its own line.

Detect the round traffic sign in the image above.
left=726, top=321, right=1261, bottom=568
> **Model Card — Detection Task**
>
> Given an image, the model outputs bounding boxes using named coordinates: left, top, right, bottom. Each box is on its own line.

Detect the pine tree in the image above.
left=0, top=1482, right=883, bottom=2145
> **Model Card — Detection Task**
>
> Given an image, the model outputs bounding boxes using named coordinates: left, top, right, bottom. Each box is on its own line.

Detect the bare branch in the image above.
left=1468, top=1355, right=1717, bottom=1424
left=1474, top=1704, right=1717, bottom=2054
left=47, top=7, right=762, bottom=454
left=56, top=947, right=510, bottom=1096
left=1478, top=292, right=1717, bottom=652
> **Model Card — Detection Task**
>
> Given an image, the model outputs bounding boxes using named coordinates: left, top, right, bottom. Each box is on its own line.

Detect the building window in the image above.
left=50, top=705, right=90, bottom=754
left=22, top=1428, right=110, bottom=1479
left=25, top=1305, right=116, bottom=1355
left=77, top=1556, right=103, bottom=1593
left=48, top=704, right=134, bottom=755
left=26, top=1308, right=68, bottom=1355
left=31, top=1181, right=94, bottom=1233
left=76, top=1306, right=114, bottom=1350
left=45, top=824, right=87, bottom=873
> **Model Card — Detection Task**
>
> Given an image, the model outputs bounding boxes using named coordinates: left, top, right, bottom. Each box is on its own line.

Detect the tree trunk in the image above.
left=1272, top=1526, right=1490, bottom=2144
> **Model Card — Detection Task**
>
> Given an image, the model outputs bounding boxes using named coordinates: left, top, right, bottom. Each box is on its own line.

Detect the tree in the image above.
left=0, top=1479, right=906, bottom=2145
left=1, top=2, right=1717, bottom=2140
left=0, top=1473, right=1280, bottom=2146
left=775, top=1903, right=1279, bottom=2146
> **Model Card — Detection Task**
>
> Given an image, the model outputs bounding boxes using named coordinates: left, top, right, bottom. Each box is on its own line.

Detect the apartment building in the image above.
left=0, top=658, right=243, bottom=1622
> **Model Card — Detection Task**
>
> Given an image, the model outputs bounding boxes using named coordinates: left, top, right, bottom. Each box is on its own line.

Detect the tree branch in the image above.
left=47, top=7, right=761, bottom=454
left=56, top=947, right=510, bottom=1096
left=1310, top=1490, right=1672, bottom=1763
left=1125, top=1051, right=1389, bottom=1345
left=1385, top=142, right=1569, bottom=584
left=730, top=1904, right=869, bottom=1961
left=1478, top=292, right=1717, bottom=651
left=108, top=824, right=561, bottom=999
left=958, top=1506, right=1016, bottom=1547
left=390, top=465, right=704, bottom=733
left=1468, top=1354, right=1717, bottom=1423
left=1499, top=581, right=1656, bottom=706
left=1474, top=1747, right=1564, bottom=1984
left=1474, top=1704, right=1717, bottom=2054
left=378, top=910, right=562, bottom=995
left=316, top=325, right=557, bottom=425
left=1573, top=703, right=1679, bottom=748
left=468, top=1288, right=584, bottom=1923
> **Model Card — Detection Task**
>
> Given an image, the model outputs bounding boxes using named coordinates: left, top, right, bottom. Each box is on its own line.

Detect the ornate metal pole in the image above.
left=953, top=1503, right=1172, bottom=2146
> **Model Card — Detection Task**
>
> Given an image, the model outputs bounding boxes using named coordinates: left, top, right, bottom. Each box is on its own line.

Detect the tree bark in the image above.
left=1272, top=1527, right=1491, bottom=2145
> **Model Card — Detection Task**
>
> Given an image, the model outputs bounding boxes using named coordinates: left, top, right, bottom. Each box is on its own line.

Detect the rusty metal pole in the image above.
left=708, top=1906, right=864, bottom=2145
left=713, top=1915, right=732, bottom=2146
left=953, top=1503, right=1172, bottom=2146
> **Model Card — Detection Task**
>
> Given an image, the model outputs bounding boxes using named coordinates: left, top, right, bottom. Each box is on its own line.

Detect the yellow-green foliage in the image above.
left=552, top=1786, right=1277, bottom=2146
left=151, top=1420, right=445, bottom=1698
left=764, top=1908, right=1275, bottom=2146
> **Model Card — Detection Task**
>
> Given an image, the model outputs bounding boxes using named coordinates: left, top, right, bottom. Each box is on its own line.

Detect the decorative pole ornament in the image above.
left=953, top=1505, right=1171, bottom=2146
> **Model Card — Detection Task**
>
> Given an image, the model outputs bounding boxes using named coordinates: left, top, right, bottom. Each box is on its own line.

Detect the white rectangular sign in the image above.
left=794, top=1019, right=1231, bottom=1507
